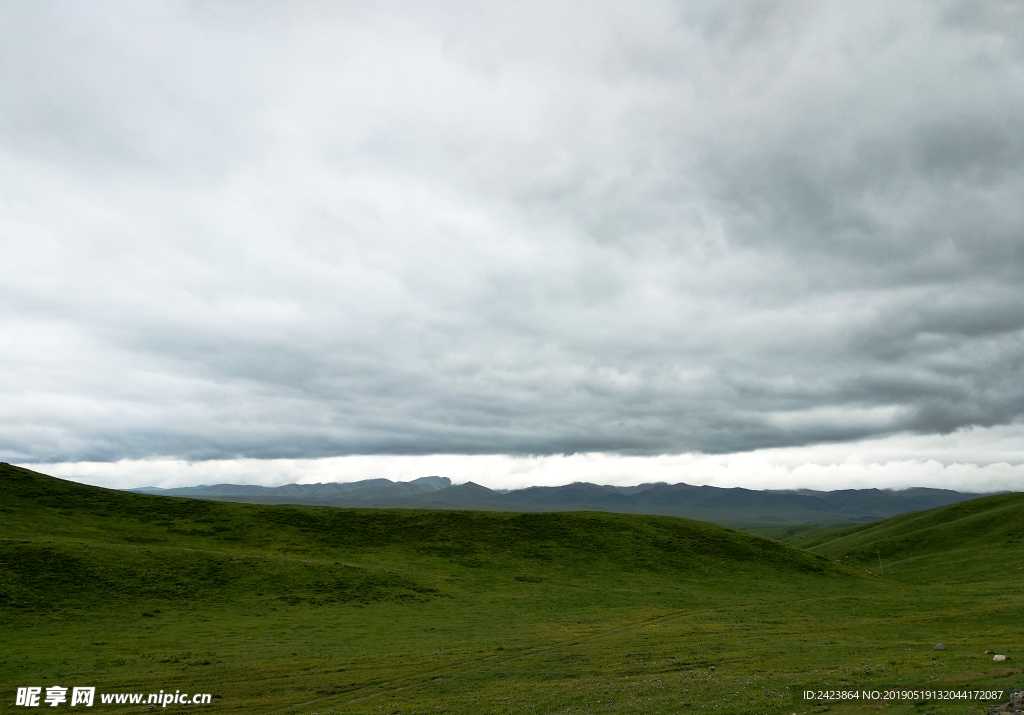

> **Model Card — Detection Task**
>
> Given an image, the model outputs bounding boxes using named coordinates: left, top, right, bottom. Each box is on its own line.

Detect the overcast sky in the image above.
left=3, top=1, right=1024, bottom=491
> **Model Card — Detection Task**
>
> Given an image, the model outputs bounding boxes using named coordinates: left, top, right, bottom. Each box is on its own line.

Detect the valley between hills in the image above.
left=130, top=477, right=995, bottom=533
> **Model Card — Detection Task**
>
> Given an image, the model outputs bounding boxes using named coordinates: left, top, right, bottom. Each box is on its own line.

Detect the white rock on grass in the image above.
left=993, top=654, right=1008, bottom=662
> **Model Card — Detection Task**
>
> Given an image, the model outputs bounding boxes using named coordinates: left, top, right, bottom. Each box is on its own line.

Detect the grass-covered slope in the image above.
left=2, top=464, right=1022, bottom=715
left=799, top=492, right=1024, bottom=584
left=1, top=463, right=836, bottom=616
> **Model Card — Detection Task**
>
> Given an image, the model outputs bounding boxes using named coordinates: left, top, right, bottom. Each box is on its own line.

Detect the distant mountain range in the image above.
left=129, top=478, right=998, bottom=526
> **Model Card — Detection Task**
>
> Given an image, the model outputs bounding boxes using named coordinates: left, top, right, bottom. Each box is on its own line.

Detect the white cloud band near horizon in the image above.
left=20, top=423, right=1024, bottom=494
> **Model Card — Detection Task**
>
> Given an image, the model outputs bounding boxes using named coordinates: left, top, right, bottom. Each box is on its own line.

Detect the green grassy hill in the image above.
left=0, top=463, right=840, bottom=613
left=798, top=492, right=1024, bottom=584
left=2, top=464, right=1022, bottom=715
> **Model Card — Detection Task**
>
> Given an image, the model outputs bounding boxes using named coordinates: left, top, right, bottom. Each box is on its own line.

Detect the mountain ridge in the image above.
left=128, top=477, right=1000, bottom=526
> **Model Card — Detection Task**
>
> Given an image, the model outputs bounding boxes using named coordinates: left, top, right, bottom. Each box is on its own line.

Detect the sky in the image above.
left=3, top=1, right=1024, bottom=493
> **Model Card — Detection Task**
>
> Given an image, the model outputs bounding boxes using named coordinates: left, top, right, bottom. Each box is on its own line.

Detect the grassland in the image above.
left=2, top=464, right=1022, bottom=715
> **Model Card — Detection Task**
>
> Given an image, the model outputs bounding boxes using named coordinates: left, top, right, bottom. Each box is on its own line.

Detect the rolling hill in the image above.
left=3, top=463, right=1022, bottom=715
left=799, top=491, right=1024, bottom=584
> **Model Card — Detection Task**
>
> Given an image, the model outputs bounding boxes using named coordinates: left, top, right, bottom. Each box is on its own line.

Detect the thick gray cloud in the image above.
left=2, top=0, right=1023, bottom=463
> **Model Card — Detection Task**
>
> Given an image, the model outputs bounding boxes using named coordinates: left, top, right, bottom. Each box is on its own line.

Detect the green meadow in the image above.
left=2, top=464, right=1022, bottom=715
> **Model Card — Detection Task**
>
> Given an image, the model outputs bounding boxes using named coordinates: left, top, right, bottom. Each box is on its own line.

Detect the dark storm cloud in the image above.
left=2, top=0, right=1023, bottom=462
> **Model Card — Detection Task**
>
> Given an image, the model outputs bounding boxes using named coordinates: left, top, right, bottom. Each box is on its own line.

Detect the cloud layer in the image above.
left=26, top=424, right=1024, bottom=494
left=2, top=1, right=1024, bottom=467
